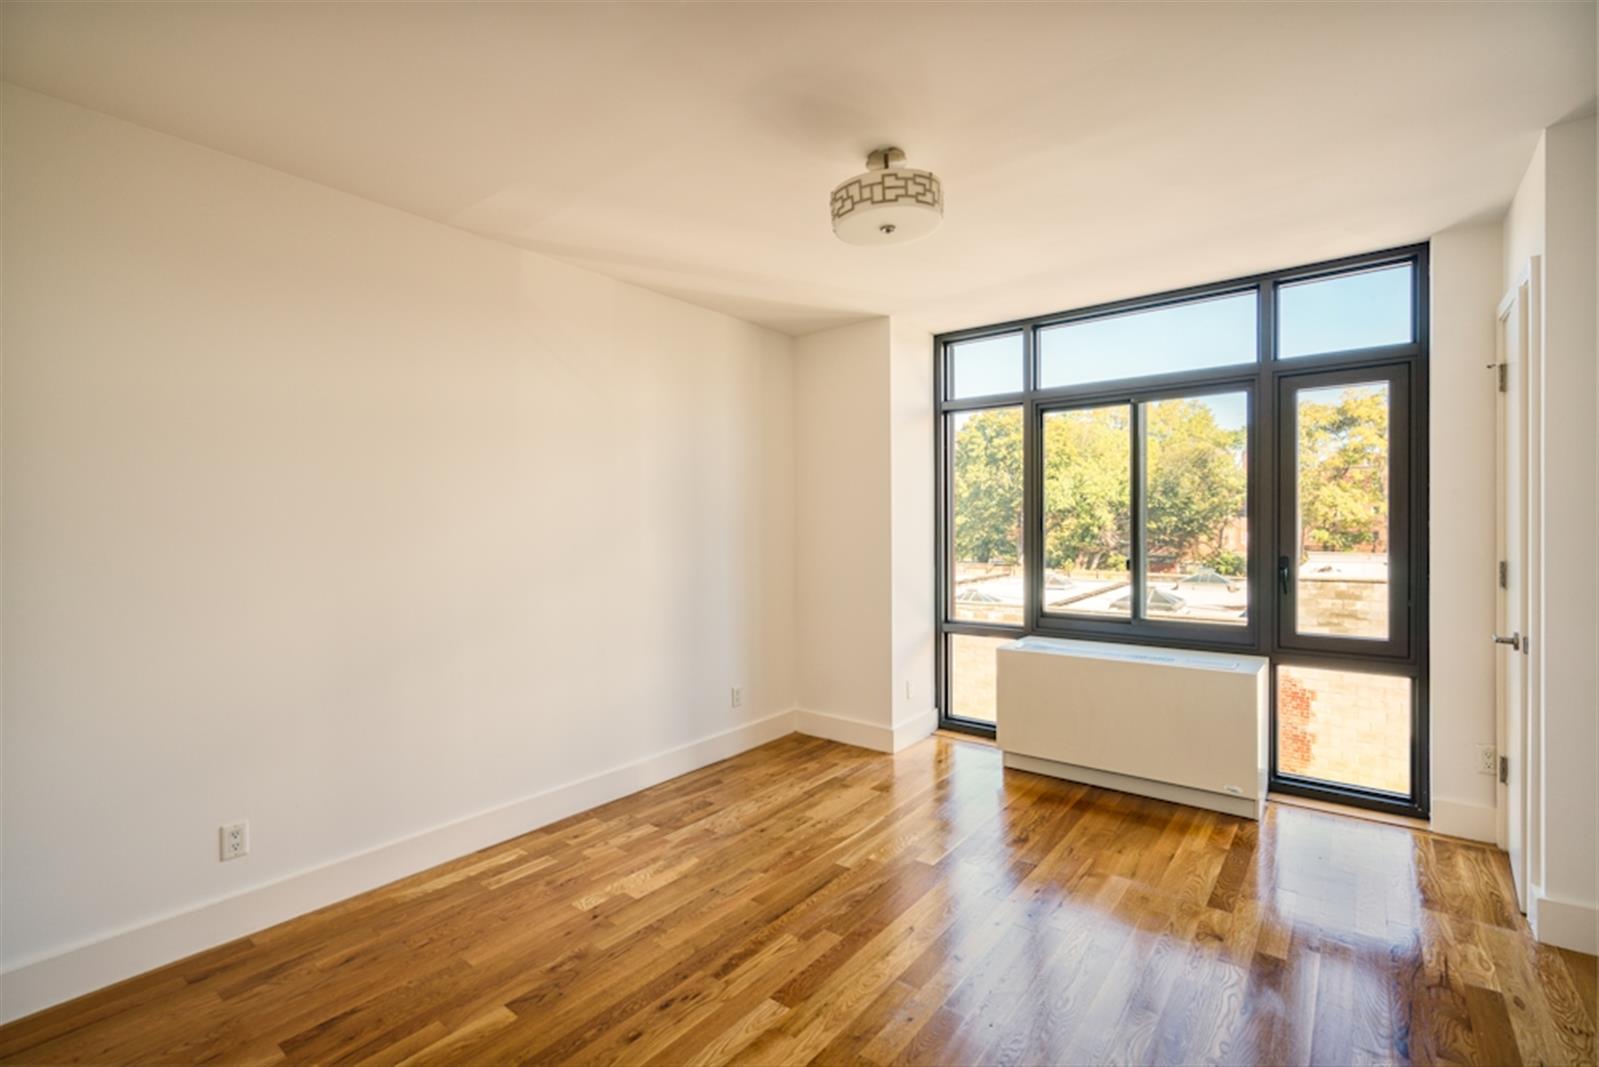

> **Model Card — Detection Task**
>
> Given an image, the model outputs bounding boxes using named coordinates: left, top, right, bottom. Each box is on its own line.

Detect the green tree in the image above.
left=952, top=408, right=1023, bottom=564
left=1042, top=407, right=1130, bottom=572
left=950, top=398, right=1252, bottom=575
left=1297, top=387, right=1389, bottom=554
left=1145, top=398, right=1247, bottom=569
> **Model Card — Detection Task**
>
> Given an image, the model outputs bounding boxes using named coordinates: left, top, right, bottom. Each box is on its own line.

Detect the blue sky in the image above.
left=950, top=263, right=1412, bottom=399
left=1039, top=291, right=1256, bottom=388
left=949, top=333, right=1025, bottom=397
left=1188, top=391, right=1247, bottom=431
left=1279, top=265, right=1411, bottom=358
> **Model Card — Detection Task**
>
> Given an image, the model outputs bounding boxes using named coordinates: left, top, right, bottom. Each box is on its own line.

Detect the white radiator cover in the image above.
left=996, top=636, right=1269, bottom=819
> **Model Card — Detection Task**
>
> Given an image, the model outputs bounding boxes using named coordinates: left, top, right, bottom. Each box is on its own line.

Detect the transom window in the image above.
left=935, top=245, right=1429, bottom=819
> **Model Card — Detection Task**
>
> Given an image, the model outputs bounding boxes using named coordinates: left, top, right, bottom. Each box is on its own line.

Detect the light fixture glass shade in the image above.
left=830, top=154, right=943, bottom=246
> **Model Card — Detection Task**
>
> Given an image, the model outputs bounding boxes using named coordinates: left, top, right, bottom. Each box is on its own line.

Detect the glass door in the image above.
left=1277, top=365, right=1411, bottom=656
left=1273, top=364, right=1420, bottom=807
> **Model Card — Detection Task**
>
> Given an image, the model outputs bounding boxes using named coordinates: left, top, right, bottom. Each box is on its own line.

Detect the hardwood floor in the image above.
left=3, top=733, right=1593, bottom=1066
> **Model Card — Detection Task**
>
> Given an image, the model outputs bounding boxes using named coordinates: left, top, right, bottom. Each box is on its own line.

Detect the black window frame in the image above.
left=935, top=243, right=1430, bottom=819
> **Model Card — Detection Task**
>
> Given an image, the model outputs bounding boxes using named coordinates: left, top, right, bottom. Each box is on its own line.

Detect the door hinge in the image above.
left=1499, top=755, right=1509, bottom=784
left=1499, top=560, right=1509, bottom=589
left=1497, top=363, right=1508, bottom=393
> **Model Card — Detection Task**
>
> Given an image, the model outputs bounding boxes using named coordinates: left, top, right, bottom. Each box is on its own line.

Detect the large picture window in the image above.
left=935, top=245, right=1429, bottom=817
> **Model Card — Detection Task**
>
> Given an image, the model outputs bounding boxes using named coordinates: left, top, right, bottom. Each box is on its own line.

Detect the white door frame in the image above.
left=1495, top=257, right=1541, bottom=911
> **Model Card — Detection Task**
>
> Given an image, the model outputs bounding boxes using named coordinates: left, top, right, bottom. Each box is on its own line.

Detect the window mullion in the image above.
left=1131, top=401, right=1147, bottom=624
left=1023, top=392, right=1041, bottom=633
left=1023, top=327, right=1040, bottom=632
left=1258, top=279, right=1274, bottom=363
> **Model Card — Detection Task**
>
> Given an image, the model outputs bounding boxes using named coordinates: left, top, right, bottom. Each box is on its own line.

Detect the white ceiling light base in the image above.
left=830, top=147, right=943, bottom=246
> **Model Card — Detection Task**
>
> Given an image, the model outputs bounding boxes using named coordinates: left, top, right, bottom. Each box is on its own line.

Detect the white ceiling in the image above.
left=5, top=2, right=1594, bottom=335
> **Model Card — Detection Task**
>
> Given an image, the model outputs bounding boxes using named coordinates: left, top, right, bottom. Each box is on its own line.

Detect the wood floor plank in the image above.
left=1558, top=946, right=1599, bottom=1026
left=2, top=734, right=1590, bottom=1066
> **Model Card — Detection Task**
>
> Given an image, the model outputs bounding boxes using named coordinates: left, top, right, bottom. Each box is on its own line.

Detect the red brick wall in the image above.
left=1279, top=671, right=1315, bottom=769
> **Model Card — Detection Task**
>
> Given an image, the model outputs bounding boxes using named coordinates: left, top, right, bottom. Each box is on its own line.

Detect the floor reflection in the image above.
left=955, top=734, right=1580, bottom=1065
left=6, top=731, right=1589, bottom=1067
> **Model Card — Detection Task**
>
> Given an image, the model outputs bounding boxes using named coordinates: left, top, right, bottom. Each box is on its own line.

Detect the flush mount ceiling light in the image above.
left=830, top=146, right=943, bottom=246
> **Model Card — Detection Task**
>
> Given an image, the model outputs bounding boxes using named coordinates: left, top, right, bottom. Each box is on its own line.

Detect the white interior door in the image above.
left=1495, top=271, right=1533, bottom=911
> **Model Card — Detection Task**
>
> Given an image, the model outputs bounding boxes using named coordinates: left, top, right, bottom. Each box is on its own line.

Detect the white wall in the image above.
left=792, top=317, right=936, bottom=751
left=2, top=86, right=799, bottom=1008
left=1504, top=137, right=1546, bottom=285
left=1503, top=133, right=1551, bottom=909
left=1532, top=116, right=1597, bottom=953
left=1497, top=117, right=1599, bottom=954
left=794, top=319, right=892, bottom=743
left=889, top=320, right=936, bottom=736
left=1427, top=220, right=1505, bottom=843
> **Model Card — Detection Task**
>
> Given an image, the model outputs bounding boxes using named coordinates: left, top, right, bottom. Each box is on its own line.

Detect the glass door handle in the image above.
left=1278, top=556, right=1291, bottom=595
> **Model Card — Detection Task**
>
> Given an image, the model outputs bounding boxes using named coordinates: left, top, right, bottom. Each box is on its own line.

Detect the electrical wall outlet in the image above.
left=1476, top=745, right=1498, bottom=775
left=730, top=687, right=743, bottom=709
left=220, top=820, right=249, bottom=861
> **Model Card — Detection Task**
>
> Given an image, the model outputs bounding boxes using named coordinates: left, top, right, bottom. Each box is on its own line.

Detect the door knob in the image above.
left=1492, top=632, right=1521, bottom=651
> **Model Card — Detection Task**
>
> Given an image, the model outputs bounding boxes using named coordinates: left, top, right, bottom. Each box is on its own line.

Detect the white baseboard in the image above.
left=889, top=707, right=938, bottom=752
left=0, top=709, right=798, bottom=1025
left=1428, top=798, right=1497, bottom=844
left=1531, top=890, right=1599, bottom=954
left=793, top=708, right=894, bottom=751
left=791, top=707, right=936, bottom=753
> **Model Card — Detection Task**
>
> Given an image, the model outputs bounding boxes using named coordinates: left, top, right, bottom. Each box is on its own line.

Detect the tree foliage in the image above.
left=1041, top=407, right=1131, bottom=571
left=1296, top=387, right=1389, bottom=554
left=951, top=408, right=1024, bottom=564
left=949, top=387, right=1388, bottom=575
left=1144, top=398, right=1247, bottom=572
left=952, top=398, right=1249, bottom=575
